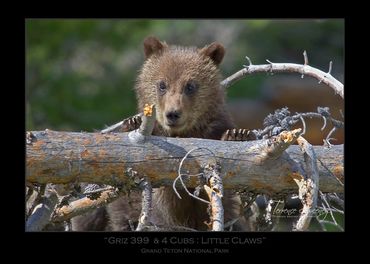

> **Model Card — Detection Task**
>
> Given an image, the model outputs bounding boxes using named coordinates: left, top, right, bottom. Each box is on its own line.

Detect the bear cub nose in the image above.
left=166, top=111, right=181, bottom=125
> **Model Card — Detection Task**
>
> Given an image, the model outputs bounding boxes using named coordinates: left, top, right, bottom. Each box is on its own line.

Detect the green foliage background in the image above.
left=26, top=19, right=344, bottom=131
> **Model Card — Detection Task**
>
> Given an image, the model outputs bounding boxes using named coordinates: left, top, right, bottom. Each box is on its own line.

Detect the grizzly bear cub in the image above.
left=71, top=36, right=248, bottom=231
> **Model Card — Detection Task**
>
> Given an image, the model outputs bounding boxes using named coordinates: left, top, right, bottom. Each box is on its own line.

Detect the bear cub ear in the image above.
left=143, top=36, right=168, bottom=59
left=199, top=42, right=225, bottom=65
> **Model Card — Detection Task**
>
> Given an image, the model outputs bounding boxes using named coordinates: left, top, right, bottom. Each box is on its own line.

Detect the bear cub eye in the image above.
left=158, top=81, right=167, bottom=95
left=184, top=81, right=198, bottom=96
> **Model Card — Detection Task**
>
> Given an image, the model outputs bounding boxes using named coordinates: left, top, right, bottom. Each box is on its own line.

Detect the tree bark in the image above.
left=26, top=130, right=343, bottom=194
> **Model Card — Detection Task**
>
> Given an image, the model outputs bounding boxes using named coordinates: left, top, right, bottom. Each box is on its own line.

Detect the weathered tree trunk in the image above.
left=26, top=130, right=343, bottom=194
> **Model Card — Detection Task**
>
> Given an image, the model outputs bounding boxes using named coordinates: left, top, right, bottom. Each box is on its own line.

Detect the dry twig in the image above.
left=135, top=176, right=153, bottom=231
left=221, top=51, right=343, bottom=99
left=292, top=136, right=319, bottom=231
left=203, top=163, right=224, bottom=231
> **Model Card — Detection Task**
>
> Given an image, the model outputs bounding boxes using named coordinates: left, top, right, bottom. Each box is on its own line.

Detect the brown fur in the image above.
left=136, top=37, right=233, bottom=139
left=131, top=36, right=246, bottom=230
left=72, top=37, right=249, bottom=231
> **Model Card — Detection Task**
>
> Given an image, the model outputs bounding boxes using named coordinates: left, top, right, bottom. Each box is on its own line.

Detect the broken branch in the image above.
left=261, top=128, right=301, bottom=159
left=26, top=130, right=343, bottom=194
left=51, top=187, right=124, bottom=222
left=292, top=136, right=319, bottom=231
left=128, top=104, right=156, bottom=143
left=221, top=54, right=343, bottom=99
left=135, top=176, right=153, bottom=231
left=203, top=163, right=224, bottom=231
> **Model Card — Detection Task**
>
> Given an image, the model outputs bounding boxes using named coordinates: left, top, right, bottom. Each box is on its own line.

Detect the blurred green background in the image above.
left=26, top=19, right=344, bottom=131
